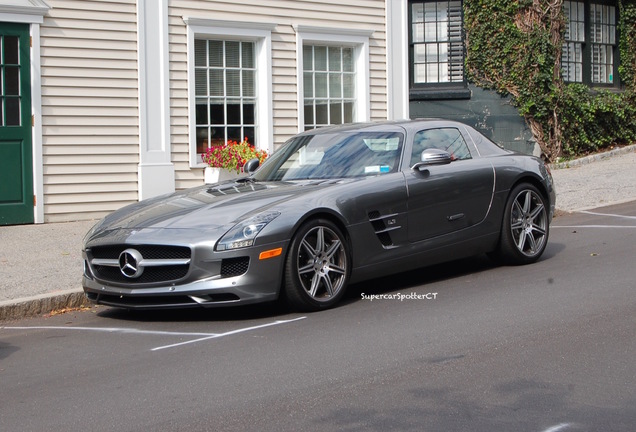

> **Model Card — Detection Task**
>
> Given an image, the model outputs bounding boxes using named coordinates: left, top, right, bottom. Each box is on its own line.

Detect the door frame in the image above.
left=0, top=2, right=49, bottom=223
left=1, top=22, right=33, bottom=224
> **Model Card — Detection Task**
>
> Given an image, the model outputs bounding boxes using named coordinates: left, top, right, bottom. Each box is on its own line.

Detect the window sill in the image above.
left=410, top=87, right=472, bottom=101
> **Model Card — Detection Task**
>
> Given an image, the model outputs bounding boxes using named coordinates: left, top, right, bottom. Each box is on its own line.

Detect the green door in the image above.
left=0, top=23, right=33, bottom=225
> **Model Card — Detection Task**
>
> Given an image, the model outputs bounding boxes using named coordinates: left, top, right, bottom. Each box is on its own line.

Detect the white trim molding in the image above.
left=293, top=24, right=373, bottom=132
left=137, top=0, right=175, bottom=200
left=30, top=23, right=44, bottom=223
left=386, top=0, right=410, bottom=120
left=0, top=0, right=50, bottom=24
left=183, top=17, right=275, bottom=168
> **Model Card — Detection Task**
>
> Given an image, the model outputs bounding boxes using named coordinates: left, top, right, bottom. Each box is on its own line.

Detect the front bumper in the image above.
left=82, top=237, right=287, bottom=309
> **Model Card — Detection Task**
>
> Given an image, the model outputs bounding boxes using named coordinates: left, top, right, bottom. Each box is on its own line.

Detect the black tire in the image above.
left=284, top=218, right=351, bottom=311
left=495, top=183, right=549, bottom=265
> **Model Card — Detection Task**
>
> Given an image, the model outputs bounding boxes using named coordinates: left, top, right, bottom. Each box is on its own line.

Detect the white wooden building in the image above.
left=0, top=0, right=410, bottom=224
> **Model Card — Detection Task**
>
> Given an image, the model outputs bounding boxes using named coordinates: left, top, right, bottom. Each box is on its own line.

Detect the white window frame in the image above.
left=294, top=25, right=373, bottom=132
left=184, top=18, right=274, bottom=168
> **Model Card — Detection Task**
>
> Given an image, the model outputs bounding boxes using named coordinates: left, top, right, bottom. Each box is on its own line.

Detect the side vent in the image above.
left=368, top=211, right=401, bottom=248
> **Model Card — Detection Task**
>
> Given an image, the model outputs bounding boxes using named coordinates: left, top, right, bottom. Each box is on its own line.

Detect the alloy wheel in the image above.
left=510, top=189, right=548, bottom=257
left=296, top=225, right=347, bottom=301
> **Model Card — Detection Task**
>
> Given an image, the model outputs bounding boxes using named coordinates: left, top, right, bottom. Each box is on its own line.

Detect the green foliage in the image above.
left=559, top=85, right=636, bottom=156
left=619, top=0, right=636, bottom=91
left=465, top=0, right=636, bottom=161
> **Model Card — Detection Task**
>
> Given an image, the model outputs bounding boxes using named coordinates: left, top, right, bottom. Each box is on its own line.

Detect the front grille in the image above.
left=220, top=257, right=250, bottom=278
left=88, top=244, right=191, bottom=285
left=92, top=264, right=189, bottom=284
left=90, top=245, right=190, bottom=260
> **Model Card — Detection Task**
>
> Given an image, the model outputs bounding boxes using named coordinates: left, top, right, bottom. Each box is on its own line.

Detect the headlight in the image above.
left=216, top=211, right=281, bottom=251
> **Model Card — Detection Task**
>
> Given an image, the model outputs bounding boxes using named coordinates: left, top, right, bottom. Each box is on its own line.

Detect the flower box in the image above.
left=201, top=139, right=268, bottom=183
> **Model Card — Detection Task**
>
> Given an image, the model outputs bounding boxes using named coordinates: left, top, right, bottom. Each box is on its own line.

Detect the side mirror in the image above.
left=411, top=148, right=452, bottom=171
left=244, top=158, right=261, bottom=174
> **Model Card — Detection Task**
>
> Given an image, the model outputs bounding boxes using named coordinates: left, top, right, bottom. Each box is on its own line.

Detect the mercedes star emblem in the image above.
left=118, top=248, right=144, bottom=278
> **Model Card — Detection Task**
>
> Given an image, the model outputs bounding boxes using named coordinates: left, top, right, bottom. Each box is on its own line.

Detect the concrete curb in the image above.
left=0, top=289, right=90, bottom=321
left=550, top=144, right=636, bottom=170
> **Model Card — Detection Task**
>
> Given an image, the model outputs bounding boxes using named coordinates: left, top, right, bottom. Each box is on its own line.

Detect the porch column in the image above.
left=136, top=0, right=175, bottom=200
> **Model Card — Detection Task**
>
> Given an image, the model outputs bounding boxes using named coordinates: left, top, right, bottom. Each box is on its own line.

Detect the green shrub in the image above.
left=559, top=86, right=636, bottom=157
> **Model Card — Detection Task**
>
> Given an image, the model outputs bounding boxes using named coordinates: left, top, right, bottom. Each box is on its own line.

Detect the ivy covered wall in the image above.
left=464, top=0, right=636, bottom=161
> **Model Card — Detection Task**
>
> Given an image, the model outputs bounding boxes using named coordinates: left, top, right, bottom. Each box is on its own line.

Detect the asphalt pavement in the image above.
left=1, top=144, right=635, bottom=320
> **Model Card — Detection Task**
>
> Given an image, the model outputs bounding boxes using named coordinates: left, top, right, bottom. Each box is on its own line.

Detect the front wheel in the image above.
left=284, top=219, right=351, bottom=311
left=495, top=183, right=549, bottom=265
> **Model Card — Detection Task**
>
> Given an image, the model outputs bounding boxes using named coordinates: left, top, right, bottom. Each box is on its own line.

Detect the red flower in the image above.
left=201, top=138, right=268, bottom=174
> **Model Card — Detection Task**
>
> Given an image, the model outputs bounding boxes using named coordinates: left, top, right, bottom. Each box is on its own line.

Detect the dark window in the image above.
left=562, top=1, right=619, bottom=86
left=1, top=34, right=21, bottom=126
left=409, top=1, right=468, bottom=100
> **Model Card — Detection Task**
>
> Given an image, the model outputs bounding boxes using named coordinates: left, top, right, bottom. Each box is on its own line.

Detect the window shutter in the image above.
left=447, top=1, right=463, bottom=82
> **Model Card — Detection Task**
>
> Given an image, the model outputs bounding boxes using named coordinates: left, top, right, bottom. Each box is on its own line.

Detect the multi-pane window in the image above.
left=194, top=39, right=256, bottom=154
left=410, top=0, right=464, bottom=85
left=562, top=1, right=617, bottom=85
left=563, top=1, right=585, bottom=82
left=303, top=45, right=355, bottom=130
left=1, top=34, right=21, bottom=126
left=590, top=3, right=616, bottom=84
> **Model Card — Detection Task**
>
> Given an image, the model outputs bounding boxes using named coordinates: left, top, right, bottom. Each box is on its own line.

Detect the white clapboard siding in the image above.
left=39, top=0, right=388, bottom=221
left=40, top=0, right=139, bottom=222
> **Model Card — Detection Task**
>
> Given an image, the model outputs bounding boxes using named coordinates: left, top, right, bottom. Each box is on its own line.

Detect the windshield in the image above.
left=253, top=132, right=404, bottom=181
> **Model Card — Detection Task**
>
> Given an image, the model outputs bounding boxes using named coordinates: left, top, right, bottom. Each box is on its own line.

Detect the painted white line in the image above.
left=1, top=317, right=307, bottom=352
left=1, top=326, right=216, bottom=337
left=151, top=317, right=307, bottom=351
left=552, top=225, right=636, bottom=228
left=541, top=423, right=572, bottom=432
left=579, top=210, right=636, bottom=220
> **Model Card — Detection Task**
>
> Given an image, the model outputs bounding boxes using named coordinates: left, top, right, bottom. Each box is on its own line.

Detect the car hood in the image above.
left=87, top=179, right=345, bottom=237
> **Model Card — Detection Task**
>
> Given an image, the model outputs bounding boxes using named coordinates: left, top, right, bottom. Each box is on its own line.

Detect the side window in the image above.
left=410, top=127, right=472, bottom=166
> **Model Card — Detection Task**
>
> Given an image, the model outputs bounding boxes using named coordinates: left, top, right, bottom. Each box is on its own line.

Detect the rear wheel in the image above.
left=284, top=218, right=350, bottom=311
left=495, top=183, right=549, bottom=265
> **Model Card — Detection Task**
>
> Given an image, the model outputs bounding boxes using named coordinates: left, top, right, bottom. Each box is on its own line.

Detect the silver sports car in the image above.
left=82, top=119, right=555, bottom=311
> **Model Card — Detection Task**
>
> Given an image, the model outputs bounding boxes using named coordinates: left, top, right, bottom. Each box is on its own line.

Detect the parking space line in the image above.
left=151, top=317, right=306, bottom=351
left=1, top=316, right=307, bottom=352
left=579, top=210, right=636, bottom=220
left=551, top=225, right=636, bottom=228
left=1, top=326, right=217, bottom=337
left=540, top=423, right=573, bottom=432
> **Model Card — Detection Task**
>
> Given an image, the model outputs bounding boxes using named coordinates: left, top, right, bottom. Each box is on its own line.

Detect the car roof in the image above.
left=294, top=119, right=511, bottom=157
left=296, top=118, right=468, bottom=136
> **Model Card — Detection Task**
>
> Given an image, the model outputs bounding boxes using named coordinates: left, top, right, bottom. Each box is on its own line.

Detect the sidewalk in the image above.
left=550, top=144, right=636, bottom=212
left=0, top=219, right=96, bottom=320
left=1, top=144, right=635, bottom=320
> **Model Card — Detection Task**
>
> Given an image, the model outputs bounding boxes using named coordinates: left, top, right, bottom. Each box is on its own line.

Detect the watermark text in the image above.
left=361, top=292, right=438, bottom=302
